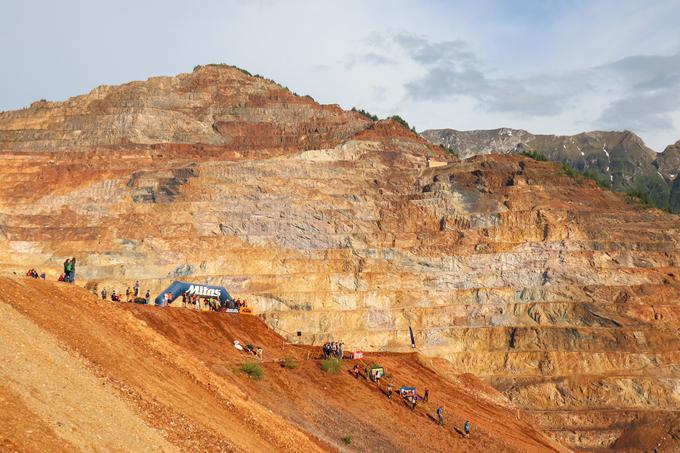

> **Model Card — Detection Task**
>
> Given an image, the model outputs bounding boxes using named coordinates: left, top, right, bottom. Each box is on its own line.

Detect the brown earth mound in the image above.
left=0, top=277, right=566, bottom=452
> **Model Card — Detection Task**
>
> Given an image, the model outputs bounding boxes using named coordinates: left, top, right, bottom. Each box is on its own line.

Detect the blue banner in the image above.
left=155, top=281, right=233, bottom=306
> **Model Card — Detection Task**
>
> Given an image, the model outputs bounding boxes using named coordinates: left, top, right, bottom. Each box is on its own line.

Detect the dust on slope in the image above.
left=0, top=276, right=567, bottom=452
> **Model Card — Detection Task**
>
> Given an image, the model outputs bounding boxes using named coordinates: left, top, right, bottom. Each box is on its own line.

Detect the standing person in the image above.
left=145, top=289, right=151, bottom=304
left=256, top=347, right=263, bottom=361
left=464, top=420, right=470, bottom=438
left=69, top=257, right=76, bottom=283
left=101, top=288, right=107, bottom=300
left=92, top=287, right=98, bottom=296
left=436, top=407, right=444, bottom=426
left=125, top=287, right=131, bottom=302
left=352, top=364, right=360, bottom=379
left=134, top=280, right=141, bottom=297
left=63, top=258, right=70, bottom=281
left=424, top=388, right=429, bottom=402
left=387, top=383, right=394, bottom=399
left=339, top=341, right=345, bottom=359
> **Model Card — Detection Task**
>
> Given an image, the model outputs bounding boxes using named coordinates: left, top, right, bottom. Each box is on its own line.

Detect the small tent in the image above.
left=154, top=281, right=233, bottom=306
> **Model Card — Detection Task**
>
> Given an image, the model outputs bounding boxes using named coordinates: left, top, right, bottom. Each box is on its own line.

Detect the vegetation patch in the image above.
left=439, top=144, right=458, bottom=158
left=388, top=115, right=416, bottom=132
left=281, top=356, right=298, bottom=369
left=562, top=162, right=579, bottom=178
left=561, top=162, right=611, bottom=188
left=625, top=186, right=655, bottom=208
left=521, top=150, right=548, bottom=161
left=342, top=435, right=353, bottom=445
left=239, top=361, right=264, bottom=380
left=351, top=107, right=379, bottom=121
left=559, top=161, right=676, bottom=212
left=527, top=151, right=677, bottom=213
left=320, top=358, right=343, bottom=374
left=580, top=169, right=611, bottom=188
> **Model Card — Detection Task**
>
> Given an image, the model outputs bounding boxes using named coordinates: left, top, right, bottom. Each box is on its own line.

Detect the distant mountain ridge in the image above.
left=657, top=139, right=680, bottom=181
left=422, top=128, right=680, bottom=212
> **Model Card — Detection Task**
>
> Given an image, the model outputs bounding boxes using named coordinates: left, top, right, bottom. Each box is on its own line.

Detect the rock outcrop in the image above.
left=658, top=140, right=680, bottom=212
left=1, top=66, right=679, bottom=451
left=656, top=139, right=680, bottom=181
left=422, top=128, right=679, bottom=212
left=0, top=64, right=371, bottom=153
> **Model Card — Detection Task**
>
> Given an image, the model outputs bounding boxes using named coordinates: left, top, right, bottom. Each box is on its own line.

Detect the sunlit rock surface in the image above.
left=1, top=65, right=679, bottom=451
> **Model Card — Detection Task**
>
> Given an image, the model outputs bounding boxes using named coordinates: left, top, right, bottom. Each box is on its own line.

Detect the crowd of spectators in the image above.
left=25, top=268, right=45, bottom=279
left=180, top=292, right=242, bottom=311
left=322, top=341, right=344, bottom=359
left=96, top=281, right=151, bottom=304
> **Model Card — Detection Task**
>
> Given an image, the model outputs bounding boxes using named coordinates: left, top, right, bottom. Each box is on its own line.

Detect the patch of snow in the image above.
left=580, top=151, right=585, bottom=156
left=602, top=145, right=612, bottom=181
left=563, top=144, right=566, bottom=149
left=657, top=171, right=664, bottom=179
left=671, top=174, right=676, bottom=179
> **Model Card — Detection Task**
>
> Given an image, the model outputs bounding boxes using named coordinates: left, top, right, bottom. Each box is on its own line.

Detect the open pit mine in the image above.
left=1, top=65, right=679, bottom=452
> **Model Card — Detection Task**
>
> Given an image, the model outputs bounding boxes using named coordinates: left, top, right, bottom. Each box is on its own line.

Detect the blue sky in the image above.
left=1, top=0, right=679, bottom=149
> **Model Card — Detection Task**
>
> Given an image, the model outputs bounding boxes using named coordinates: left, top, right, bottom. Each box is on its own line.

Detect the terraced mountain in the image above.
left=1, top=65, right=679, bottom=451
left=422, top=128, right=680, bottom=212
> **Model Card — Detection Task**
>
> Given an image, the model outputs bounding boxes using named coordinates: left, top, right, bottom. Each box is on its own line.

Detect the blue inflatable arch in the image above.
left=155, top=281, right=233, bottom=306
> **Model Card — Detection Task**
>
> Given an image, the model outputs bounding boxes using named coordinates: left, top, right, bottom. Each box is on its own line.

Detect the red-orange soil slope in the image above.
left=0, top=277, right=567, bottom=452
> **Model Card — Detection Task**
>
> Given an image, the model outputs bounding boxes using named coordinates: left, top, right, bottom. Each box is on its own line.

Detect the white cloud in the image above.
left=1, top=0, right=679, bottom=149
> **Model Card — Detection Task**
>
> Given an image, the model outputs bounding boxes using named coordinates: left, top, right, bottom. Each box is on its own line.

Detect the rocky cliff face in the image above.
left=422, top=128, right=679, bottom=212
left=1, top=66, right=679, bottom=451
left=658, top=140, right=680, bottom=211
left=0, top=64, right=372, bottom=153
left=656, top=139, right=680, bottom=180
